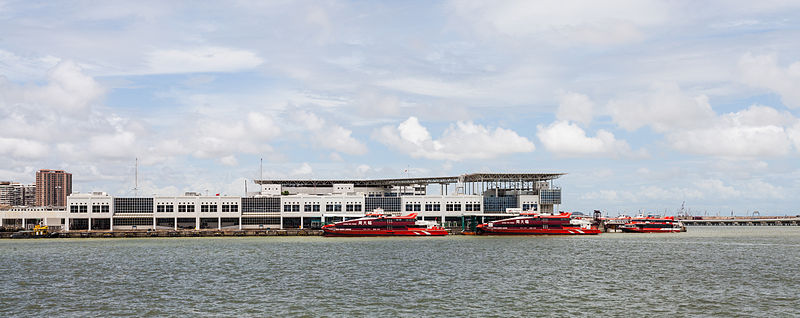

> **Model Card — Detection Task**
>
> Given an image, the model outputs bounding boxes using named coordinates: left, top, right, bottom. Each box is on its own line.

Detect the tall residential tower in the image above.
left=35, top=169, right=72, bottom=207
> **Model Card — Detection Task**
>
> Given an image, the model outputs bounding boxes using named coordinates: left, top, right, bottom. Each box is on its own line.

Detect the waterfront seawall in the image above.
left=0, top=229, right=323, bottom=239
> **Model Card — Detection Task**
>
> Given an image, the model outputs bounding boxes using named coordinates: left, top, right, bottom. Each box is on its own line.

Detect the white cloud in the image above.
left=377, top=77, right=482, bottom=99
left=292, top=111, right=368, bottom=155
left=291, top=162, right=313, bottom=176
left=789, top=121, right=800, bottom=151
left=536, top=121, right=643, bottom=158
left=556, top=92, right=594, bottom=125
left=247, top=112, right=281, bottom=139
left=88, top=131, right=137, bottom=159
left=447, top=0, right=668, bottom=45
left=0, top=49, right=62, bottom=81
left=220, top=155, right=238, bottom=166
left=145, top=47, right=264, bottom=74
left=739, top=53, right=800, bottom=108
left=607, top=83, right=715, bottom=132
left=665, top=105, right=794, bottom=157
left=694, top=179, right=741, bottom=199
left=0, top=137, right=48, bottom=159
left=374, top=117, right=535, bottom=160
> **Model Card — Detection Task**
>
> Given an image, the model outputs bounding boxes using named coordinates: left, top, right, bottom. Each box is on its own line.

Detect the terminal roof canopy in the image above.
left=254, top=173, right=566, bottom=187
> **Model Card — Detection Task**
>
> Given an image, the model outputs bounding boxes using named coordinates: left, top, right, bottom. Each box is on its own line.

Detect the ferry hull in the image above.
left=476, top=227, right=600, bottom=235
left=620, top=227, right=682, bottom=233
left=322, top=228, right=448, bottom=237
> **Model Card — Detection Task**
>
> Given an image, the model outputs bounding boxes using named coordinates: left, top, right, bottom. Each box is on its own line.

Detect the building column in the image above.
left=300, top=216, right=303, bottom=229
left=217, top=217, right=221, bottom=230
left=174, top=217, right=178, bottom=230
left=65, top=217, right=70, bottom=232
left=152, top=217, right=156, bottom=230
left=109, top=217, right=114, bottom=231
left=195, top=217, right=200, bottom=230
left=22, top=218, right=26, bottom=229
left=88, top=218, right=92, bottom=231
left=280, top=216, right=284, bottom=229
left=238, top=216, right=242, bottom=230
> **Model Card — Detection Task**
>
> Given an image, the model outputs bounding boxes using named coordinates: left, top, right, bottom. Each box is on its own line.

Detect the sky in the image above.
left=1, top=1, right=800, bottom=216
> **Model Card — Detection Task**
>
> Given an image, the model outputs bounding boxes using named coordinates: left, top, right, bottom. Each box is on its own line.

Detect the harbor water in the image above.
left=1, top=227, right=799, bottom=317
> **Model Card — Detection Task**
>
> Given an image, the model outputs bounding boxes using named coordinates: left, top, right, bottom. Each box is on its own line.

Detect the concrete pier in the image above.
left=681, top=217, right=800, bottom=226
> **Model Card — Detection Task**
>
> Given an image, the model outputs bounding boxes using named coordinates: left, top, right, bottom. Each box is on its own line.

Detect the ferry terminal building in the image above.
left=0, top=173, right=563, bottom=232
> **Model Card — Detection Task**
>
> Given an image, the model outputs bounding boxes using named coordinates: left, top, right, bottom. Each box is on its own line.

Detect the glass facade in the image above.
left=483, top=196, right=518, bottom=213
left=539, top=189, right=562, bottom=205
left=113, top=198, right=154, bottom=214
left=241, top=197, right=280, bottom=213
left=365, top=197, right=401, bottom=212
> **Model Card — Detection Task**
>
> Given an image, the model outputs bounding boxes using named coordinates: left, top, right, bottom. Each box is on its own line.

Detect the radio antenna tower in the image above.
left=133, top=157, right=139, bottom=197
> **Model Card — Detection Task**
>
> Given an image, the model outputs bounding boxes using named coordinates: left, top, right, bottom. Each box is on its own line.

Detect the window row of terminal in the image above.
left=0, top=173, right=564, bottom=231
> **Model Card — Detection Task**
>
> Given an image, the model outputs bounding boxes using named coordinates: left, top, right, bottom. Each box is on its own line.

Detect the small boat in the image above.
left=619, top=215, right=684, bottom=233
left=322, top=212, right=448, bottom=236
left=476, top=212, right=601, bottom=235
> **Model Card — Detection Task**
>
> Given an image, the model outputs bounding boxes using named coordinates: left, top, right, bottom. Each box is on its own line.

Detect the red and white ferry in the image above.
left=476, top=212, right=601, bottom=235
left=619, top=215, right=684, bottom=233
left=322, top=211, right=448, bottom=237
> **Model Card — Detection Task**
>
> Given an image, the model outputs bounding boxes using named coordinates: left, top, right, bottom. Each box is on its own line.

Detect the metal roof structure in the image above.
left=254, top=173, right=566, bottom=187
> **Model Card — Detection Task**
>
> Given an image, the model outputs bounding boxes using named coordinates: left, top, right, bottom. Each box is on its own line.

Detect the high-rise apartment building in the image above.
left=0, top=182, right=35, bottom=207
left=21, top=184, right=36, bottom=206
left=35, top=169, right=72, bottom=206
left=0, top=181, right=18, bottom=207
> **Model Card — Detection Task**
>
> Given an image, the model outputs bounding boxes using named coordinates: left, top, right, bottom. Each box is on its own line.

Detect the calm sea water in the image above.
left=1, top=227, right=799, bottom=317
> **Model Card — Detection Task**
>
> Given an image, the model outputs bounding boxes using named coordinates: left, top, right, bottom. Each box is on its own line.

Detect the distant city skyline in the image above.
left=2, top=1, right=800, bottom=215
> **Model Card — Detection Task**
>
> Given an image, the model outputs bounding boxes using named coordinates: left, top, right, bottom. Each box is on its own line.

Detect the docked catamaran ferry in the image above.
left=322, top=212, right=448, bottom=236
left=475, top=212, right=601, bottom=235
left=619, top=216, right=684, bottom=233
